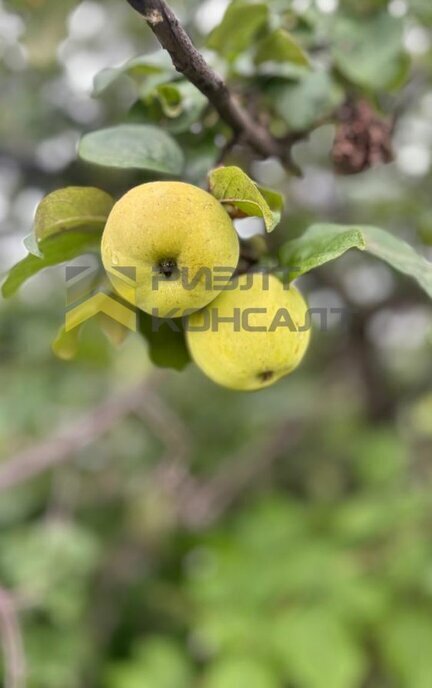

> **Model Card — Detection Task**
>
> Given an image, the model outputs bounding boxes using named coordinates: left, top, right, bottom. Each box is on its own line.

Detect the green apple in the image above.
left=101, top=182, right=239, bottom=317
left=186, top=273, right=310, bottom=390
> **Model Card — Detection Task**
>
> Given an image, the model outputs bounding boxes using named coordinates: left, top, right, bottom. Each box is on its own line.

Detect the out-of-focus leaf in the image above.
left=418, top=211, right=432, bottom=246
left=106, top=637, right=193, bottom=688
left=156, top=83, right=183, bottom=117
left=16, top=222, right=105, bottom=351
left=332, top=494, right=428, bottom=543
left=25, top=625, right=92, bottom=688
left=255, top=28, right=310, bottom=67
left=34, top=187, right=114, bottom=242
left=154, top=81, right=207, bottom=132
left=407, top=393, right=432, bottom=438
left=52, top=324, right=82, bottom=361
left=269, top=71, right=344, bottom=131
left=280, top=225, right=366, bottom=279
left=18, top=0, right=75, bottom=67
left=255, top=61, right=309, bottom=79
left=53, top=311, right=130, bottom=361
left=78, top=125, right=184, bottom=174
left=380, top=610, right=432, bottom=688
left=256, top=184, right=285, bottom=227
left=331, top=12, right=409, bottom=90
left=2, top=231, right=102, bottom=298
left=208, top=166, right=284, bottom=232
left=353, top=429, right=407, bottom=487
left=183, top=139, right=220, bottom=185
left=272, top=607, right=367, bottom=688
left=139, top=312, right=190, bottom=371
left=129, top=80, right=208, bottom=134
left=207, top=1, right=269, bottom=61
left=0, top=521, right=100, bottom=623
left=93, top=51, right=173, bottom=95
left=203, top=657, right=278, bottom=688
left=98, top=314, right=131, bottom=347
left=193, top=611, right=266, bottom=656
left=280, top=223, right=432, bottom=299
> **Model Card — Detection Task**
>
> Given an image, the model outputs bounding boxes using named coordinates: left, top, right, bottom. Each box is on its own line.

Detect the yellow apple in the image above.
left=186, top=273, right=310, bottom=390
left=101, top=182, right=239, bottom=317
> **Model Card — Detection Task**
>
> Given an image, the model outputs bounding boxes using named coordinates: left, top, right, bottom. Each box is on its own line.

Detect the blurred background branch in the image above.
left=0, top=588, right=26, bottom=688
left=0, top=377, right=165, bottom=493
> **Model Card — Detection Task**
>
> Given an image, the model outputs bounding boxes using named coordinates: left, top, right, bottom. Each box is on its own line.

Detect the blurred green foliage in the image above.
left=1, top=0, right=432, bottom=686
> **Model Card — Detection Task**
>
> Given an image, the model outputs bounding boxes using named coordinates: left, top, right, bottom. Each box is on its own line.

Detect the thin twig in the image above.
left=0, top=589, right=26, bottom=688
left=125, top=0, right=300, bottom=172
left=132, top=386, right=190, bottom=465
left=0, top=366, right=303, bottom=532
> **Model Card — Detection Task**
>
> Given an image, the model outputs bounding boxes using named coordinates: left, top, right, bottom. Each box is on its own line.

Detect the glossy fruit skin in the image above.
left=186, top=274, right=311, bottom=391
left=101, top=182, right=239, bottom=317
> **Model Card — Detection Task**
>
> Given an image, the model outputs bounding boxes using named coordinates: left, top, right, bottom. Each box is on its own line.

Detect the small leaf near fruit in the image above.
left=208, top=166, right=284, bottom=233
left=34, top=186, right=114, bottom=243
left=255, top=28, right=311, bottom=68
left=2, top=231, right=102, bottom=299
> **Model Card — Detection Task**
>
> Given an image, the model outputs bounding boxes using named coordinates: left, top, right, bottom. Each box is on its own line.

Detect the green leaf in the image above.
left=156, top=83, right=183, bottom=117
left=34, top=187, right=114, bottom=242
left=93, top=51, right=173, bottom=96
left=139, top=313, right=190, bottom=372
left=154, top=81, right=208, bottom=131
left=272, top=607, right=366, bottom=688
left=0, top=521, right=100, bottom=624
left=78, top=125, right=184, bottom=175
left=281, top=225, right=366, bottom=280
left=207, top=1, right=269, bottom=61
left=268, top=71, right=344, bottom=131
left=418, top=211, right=432, bottom=246
left=203, top=657, right=278, bottom=688
left=2, top=231, right=102, bottom=298
left=280, top=223, right=432, bottom=299
left=255, top=61, right=309, bottom=80
left=18, top=0, right=75, bottom=68
left=208, top=166, right=284, bottom=232
left=106, top=637, right=193, bottom=688
left=128, top=80, right=208, bottom=134
left=331, top=12, right=409, bottom=91
left=256, top=184, right=285, bottom=227
left=98, top=314, right=131, bottom=347
left=52, top=325, right=82, bottom=361
left=24, top=625, right=91, bottom=688
left=255, top=28, right=310, bottom=67
left=353, top=429, right=407, bottom=487
left=380, top=610, right=432, bottom=688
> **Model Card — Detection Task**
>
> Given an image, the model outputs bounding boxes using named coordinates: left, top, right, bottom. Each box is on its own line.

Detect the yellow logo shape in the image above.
left=65, top=292, right=137, bottom=332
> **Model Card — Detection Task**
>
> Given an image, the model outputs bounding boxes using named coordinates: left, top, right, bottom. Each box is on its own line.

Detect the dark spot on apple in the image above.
left=258, top=370, right=274, bottom=383
left=158, top=258, right=179, bottom=280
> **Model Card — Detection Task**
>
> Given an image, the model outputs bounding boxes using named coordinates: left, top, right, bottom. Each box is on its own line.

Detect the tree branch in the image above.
left=125, top=0, right=299, bottom=171
left=0, top=589, right=26, bottom=688
left=0, top=376, right=163, bottom=493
